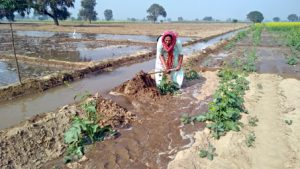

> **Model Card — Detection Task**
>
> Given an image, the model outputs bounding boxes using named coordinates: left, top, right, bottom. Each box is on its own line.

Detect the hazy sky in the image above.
left=69, top=0, right=300, bottom=21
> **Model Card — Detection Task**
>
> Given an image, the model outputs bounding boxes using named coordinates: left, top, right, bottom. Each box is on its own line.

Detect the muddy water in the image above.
left=0, top=61, right=18, bottom=86
left=15, top=30, right=192, bottom=43
left=183, top=31, right=237, bottom=55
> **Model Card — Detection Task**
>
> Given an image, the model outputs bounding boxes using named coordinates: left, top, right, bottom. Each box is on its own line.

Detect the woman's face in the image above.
left=164, top=36, right=172, bottom=46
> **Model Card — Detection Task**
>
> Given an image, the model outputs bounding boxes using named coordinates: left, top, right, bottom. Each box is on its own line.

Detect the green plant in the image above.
left=63, top=98, right=116, bottom=163
left=246, top=132, right=256, bottom=147
left=199, top=143, right=217, bottom=160
left=81, top=100, right=98, bottom=123
left=286, top=55, right=298, bottom=65
left=248, top=116, right=259, bottom=127
left=243, top=49, right=258, bottom=72
left=285, top=119, right=293, bottom=125
left=158, top=75, right=180, bottom=95
left=252, top=26, right=262, bottom=46
left=185, top=69, right=200, bottom=80
left=224, top=41, right=235, bottom=50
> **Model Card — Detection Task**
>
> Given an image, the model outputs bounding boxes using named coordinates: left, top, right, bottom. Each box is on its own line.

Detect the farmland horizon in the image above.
left=69, top=0, right=300, bottom=22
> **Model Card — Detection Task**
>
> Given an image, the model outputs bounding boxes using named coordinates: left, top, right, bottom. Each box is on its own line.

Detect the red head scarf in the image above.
left=161, top=31, right=177, bottom=69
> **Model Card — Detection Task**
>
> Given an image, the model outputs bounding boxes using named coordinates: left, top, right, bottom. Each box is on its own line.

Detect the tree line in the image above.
left=0, top=0, right=113, bottom=25
left=1, top=1, right=300, bottom=25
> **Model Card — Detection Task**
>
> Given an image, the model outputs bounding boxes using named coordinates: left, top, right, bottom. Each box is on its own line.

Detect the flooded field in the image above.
left=0, top=60, right=61, bottom=86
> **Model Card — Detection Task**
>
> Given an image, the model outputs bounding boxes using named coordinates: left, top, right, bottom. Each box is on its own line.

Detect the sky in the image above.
left=69, top=0, right=300, bottom=21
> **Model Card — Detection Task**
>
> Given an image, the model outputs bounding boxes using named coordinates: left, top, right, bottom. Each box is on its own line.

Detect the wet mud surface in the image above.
left=0, top=95, right=134, bottom=169
left=42, top=72, right=210, bottom=169
left=235, top=31, right=300, bottom=79
left=0, top=59, right=62, bottom=86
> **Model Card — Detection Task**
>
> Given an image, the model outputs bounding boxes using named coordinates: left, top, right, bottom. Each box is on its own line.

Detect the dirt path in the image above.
left=168, top=73, right=300, bottom=169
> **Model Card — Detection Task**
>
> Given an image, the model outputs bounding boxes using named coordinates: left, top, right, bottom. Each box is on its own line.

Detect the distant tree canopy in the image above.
left=79, top=0, right=97, bottom=23
left=247, top=11, right=264, bottom=23
left=177, top=16, right=183, bottom=22
left=287, top=14, right=298, bottom=22
left=232, top=19, right=238, bottom=23
left=0, top=0, right=31, bottom=21
left=203, top=16, right=213, bottom=21
left=104, top=9, right=113, bottom=21
left=32, top=0, right=75, bottom=25
left=146, top=3, right=166, bottom=23
left=273, top=17, right=280, bottom=22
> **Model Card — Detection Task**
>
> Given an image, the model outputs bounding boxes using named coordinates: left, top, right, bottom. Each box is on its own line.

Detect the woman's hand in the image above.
left=175, top=65, right=181, bottom=71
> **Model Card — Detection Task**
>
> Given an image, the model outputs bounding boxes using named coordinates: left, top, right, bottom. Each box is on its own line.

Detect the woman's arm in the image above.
left=176, top=54, right=183, bottom=71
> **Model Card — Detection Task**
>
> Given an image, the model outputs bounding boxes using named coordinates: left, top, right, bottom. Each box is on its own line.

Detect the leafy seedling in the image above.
left=285, top=119, right=293, bottom=125
left=199, top=143, right=217, bottom=160
left=246, top=132, right=256, bottom=147
left=248, top=116, right=259, bottom=127
left=185, top=69, right=200, bottom=80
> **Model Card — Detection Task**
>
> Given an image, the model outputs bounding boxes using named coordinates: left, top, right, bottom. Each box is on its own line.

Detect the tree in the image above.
left=273, top=17, right=280, bottom=22
left=104, top=9, right=113, bottom=21
left=287, top=14, right=298, bottom=22
left=177, top=16, right=183, bottom=22
left=0, top=0, right=31, bottom=21
left=232, top=19, right=238, bottom=23
left=203, top=16, right=213, bottom=21
left=79, top=0, right=97, bottom=24
left=31, top=0, right=74, bottom=26
left=146, top=3, right=166, bottom=23
left=247, top=11, right=264, bottom=23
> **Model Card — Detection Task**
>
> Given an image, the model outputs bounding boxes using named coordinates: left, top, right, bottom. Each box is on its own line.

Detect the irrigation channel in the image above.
left=0, top=29, right=241, bottom=169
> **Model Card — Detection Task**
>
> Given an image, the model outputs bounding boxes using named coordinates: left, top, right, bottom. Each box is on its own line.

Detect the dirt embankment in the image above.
left=168, top=73, right=300, bottom=169
left=0, top=95, right=134, bottom=169
left=0, top=23, right=248, bottom=37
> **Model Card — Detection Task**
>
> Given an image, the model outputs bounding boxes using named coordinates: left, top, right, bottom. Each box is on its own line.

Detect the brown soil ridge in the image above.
left=0, top=95, right=134, bottom=169
left=114, top=71, right=161, bottom=101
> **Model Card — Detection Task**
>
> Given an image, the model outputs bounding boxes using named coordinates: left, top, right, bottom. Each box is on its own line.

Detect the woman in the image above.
left=155, top=31, right=184, bottom=87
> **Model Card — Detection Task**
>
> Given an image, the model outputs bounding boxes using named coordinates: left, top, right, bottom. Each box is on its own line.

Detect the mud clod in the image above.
left=114, top=71, right=161, bottom=100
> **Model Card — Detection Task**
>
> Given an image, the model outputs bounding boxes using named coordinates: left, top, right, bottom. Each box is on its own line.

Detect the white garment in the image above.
left=155, top=37, right=184, bottom=87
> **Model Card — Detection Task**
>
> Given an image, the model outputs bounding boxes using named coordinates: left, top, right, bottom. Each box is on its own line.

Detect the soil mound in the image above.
left=114, top=71, right=161, bottom=100
left=95, top=95, right=135, bottom=127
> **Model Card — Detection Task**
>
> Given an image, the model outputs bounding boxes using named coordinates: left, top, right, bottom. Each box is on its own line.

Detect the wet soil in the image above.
left=0, top=32, right=153, bottom=62
left=42, top=71, right=211, bottom=169
left=0, top=95, right=134, bottom=169
left=0, top=59, right=62, bottom=86
left=234, top=31, right=300, bottom=79
left=114, top=71, right=161, bottom=102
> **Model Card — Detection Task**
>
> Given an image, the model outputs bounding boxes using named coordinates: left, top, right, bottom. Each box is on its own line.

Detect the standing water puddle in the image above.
left=15, top=30, right=192, bottom=43
left=0, top=61, right=18, bottom=86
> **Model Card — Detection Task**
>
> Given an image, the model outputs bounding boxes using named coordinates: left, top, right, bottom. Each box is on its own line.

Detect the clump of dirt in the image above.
left=114, top=71, right=161, bottom=101
left=0, top=94, right=134, bottom=169
left=0, top=105, right=75, bottom=169
left=95, top=95, right=136, bottom=128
